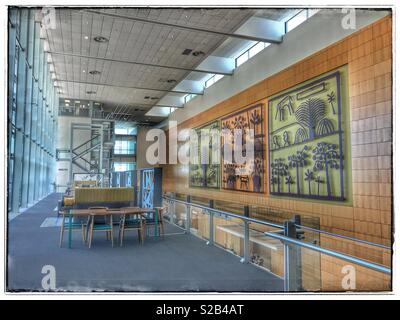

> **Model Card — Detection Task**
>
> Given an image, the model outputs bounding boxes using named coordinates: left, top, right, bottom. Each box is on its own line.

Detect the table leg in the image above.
left=68, top=209, right=72, bottom=249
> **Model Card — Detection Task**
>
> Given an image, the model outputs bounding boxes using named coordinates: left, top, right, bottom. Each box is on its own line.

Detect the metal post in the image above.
left=186, top=195, right=191, bottom=234
left=170, top=193, right=175, bottom=223
left=99, top=124, right=104, bottom=186
left=293, top=214, right=303, bottom=291
left=208, top=200, right=214, bottom=245
left=69, top=124, right=74, bottom=186
left=243, top=205, right=250, bottom=263
left=283, top=219, right=302, bottom=291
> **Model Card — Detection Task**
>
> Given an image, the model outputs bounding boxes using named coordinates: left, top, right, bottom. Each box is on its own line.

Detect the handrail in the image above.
left=295, top=224, right=391, bottom=250
left=265, top=232, right=391, bottom=274
left=164, top=195, right=391, bottom=276
left=162, top=195, right=283, bottom=230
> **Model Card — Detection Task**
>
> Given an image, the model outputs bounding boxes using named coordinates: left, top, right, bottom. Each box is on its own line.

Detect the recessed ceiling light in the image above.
left=84, top=35, right=89, bottom=40
left=82, top=70, right=86, bottom=73
left=93, top=36, right=109, bottom=43
left=89, top=70, right=101, bottom=75
left=192, top=51, right=205, bottom=57
left=65, top=103, right=69, bottom=106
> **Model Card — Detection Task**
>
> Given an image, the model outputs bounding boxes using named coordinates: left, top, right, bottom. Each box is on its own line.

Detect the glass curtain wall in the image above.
left=8, top=8, right=59, bottom=215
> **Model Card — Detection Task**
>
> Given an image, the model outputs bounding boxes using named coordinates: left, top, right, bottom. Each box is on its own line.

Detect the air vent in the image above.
left=167, top=79, right=177, bottom=83
left=192, top=51, right=205, bottom=57
left=93, top=36, right=109, bottom=43
left=86, top=91, right=96, bottom=94
left=182, top=48, right=193, bottom=55
left=150, top=97, right=159, bottom=100
left=89, top=70, right=101, bottom=75
left=144, top=96, right=150, bottom=99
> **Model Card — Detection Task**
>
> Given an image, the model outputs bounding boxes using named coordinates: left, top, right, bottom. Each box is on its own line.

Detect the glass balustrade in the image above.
left=162, top=193, right=391, bottom=292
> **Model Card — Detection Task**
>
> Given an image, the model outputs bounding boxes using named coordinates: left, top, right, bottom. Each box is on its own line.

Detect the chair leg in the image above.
left=85, top=216, right=91, bottom=244
left=161, top=222, right=165, bottom=238
left=59, top=216, right=65, bottom=247
left=110, top=216, right=114, bottom=247
left=88, top=219, right=94, bottom=249
left=120, top=226, right=125, bottom=246
left=81, top=224, right=86, bottom=244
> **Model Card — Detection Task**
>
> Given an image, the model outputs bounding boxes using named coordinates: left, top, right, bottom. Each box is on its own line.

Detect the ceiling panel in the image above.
left=46, top=8, right=290, bottom=123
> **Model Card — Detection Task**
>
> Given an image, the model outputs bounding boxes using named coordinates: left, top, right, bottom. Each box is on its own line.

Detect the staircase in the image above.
left=67, top=120, right=115, bottom=187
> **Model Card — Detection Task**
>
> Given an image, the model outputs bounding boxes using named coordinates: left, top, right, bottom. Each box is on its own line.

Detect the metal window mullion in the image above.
left=11, top=8, right=29, bottom=214
left=21, top=9, right=35, bottom=208
left=7, top=9, right=18, bottom=212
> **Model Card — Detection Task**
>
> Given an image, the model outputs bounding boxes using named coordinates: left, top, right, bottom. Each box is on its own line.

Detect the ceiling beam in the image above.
left=47, top=51, right=233, bottom=76
left=82, top=9, right=283, bottom=44
left=57, top=79, right=204, bottom=95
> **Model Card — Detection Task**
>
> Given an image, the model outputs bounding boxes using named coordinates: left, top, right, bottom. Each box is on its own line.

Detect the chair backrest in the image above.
left=89, top=207, right=109, bottom=224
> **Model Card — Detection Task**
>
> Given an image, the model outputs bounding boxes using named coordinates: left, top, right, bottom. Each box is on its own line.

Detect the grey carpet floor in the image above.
left=7, top=193, right=283, bottom=292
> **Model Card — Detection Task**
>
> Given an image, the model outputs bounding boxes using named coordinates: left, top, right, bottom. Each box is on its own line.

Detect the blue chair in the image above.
left=118, top=210, right=145, bottom=246
left=59, top=211, right=89, bottom=247
left=87, top=207, right=114, bottom=248
left=143, top=207, right=165, bottom=238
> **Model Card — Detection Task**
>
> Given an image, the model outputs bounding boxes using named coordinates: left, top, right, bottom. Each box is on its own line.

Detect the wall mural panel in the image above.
left=221, top=104, right=265, bottom=193
left=268, top=68, right=347, bottom=201
left=189, top=120, right=220, bottom=188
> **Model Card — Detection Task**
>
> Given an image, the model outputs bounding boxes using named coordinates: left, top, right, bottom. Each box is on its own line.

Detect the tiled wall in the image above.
left=162, top=16, right=392, bottom=289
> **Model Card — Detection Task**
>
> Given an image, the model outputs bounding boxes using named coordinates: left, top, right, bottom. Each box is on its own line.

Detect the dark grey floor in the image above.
left=7, top=193, right=283, bottom=292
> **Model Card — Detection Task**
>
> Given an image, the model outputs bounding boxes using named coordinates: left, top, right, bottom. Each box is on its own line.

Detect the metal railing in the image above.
left=162, top=194, right=392, bottom=292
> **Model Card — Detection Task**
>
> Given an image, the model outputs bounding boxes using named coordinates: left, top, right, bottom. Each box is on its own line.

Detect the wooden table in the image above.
left=65, top=207, right=155, bottom=248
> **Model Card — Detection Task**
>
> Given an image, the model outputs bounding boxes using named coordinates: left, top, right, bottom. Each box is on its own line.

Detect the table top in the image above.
left=66, top=207, right=156, bottom=216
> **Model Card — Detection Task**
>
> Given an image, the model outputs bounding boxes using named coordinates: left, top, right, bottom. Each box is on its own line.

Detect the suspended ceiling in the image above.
left=44, top=7, right=293, bottom=124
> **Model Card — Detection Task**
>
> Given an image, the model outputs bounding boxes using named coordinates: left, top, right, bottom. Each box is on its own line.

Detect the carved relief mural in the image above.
left=189, top=121, right=220, bottom=188
left=221, top=104, right=265, bottom=193
left=268, top=68, right=347, bottom=201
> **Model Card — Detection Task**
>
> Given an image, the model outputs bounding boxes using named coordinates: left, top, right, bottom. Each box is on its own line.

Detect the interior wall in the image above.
left=165, top=9, right=389, bottom=128
left=162, top=15, right=392, bottom=250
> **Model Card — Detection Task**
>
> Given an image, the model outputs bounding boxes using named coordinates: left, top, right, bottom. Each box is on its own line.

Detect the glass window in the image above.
left=184, top=94, right=196, bottom=104
left=115, top=122, right=137, bottom=135
left=307, top=9, right=320, bottom=18
left=286, top=10, right=308, bottom=32
left=214, top=74, right=224, bottom=83
left=114, top=139, right=136, bottom=155
left=249, top=42, right=265, bottom=58
left=236, top=52, right=249, bottom=67
left=204, top=76, right=215, bottom=88
left=113, top=162, right=135, bottom=172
